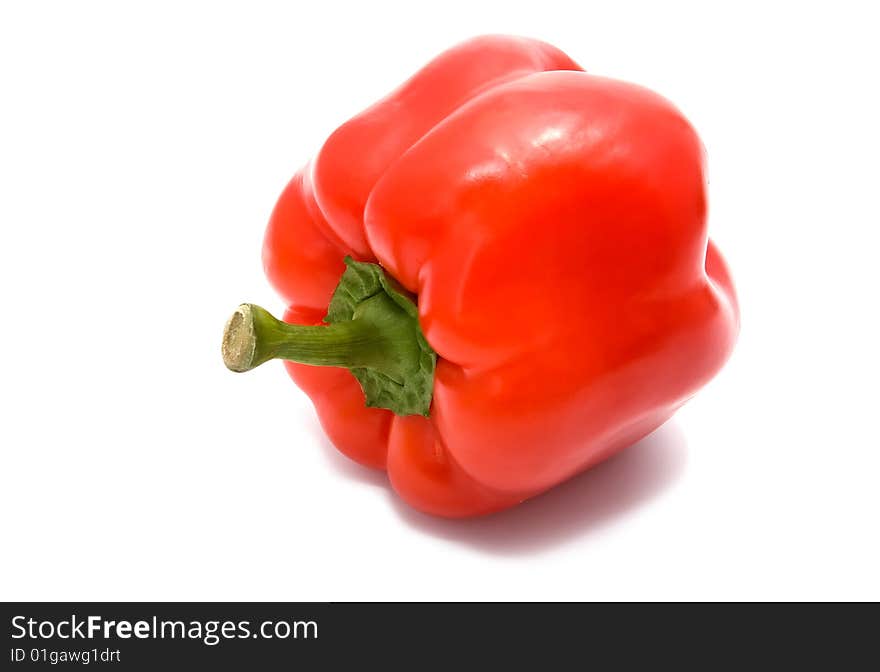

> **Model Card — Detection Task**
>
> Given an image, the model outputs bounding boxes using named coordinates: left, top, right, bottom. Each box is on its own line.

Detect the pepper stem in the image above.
left=222, top=295, right=420, bottom=382
left=223, top=257, right=437, bottom=416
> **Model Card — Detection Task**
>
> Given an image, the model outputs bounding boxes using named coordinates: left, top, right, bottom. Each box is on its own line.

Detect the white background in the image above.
left=2, top=1, right=878, bottom=601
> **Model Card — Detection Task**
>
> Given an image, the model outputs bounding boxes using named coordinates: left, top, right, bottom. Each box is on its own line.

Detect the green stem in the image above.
left=222, top=294, right=419, bottom=382
left=223, top=256, right=437, bottom=417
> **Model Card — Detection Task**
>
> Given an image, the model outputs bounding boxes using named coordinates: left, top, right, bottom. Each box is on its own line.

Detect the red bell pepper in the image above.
left=222, top=35, right=739, bottom=517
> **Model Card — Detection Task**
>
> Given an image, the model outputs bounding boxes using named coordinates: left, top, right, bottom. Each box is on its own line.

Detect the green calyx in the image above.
left=222, top=257, right=436, bottom=417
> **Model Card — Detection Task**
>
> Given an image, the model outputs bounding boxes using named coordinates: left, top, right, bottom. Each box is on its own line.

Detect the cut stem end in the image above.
left=222, top=304, right=257, bottom=372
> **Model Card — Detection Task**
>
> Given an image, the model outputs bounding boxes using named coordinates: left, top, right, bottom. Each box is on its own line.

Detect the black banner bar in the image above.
left=2, top=602, right=876, bottom=668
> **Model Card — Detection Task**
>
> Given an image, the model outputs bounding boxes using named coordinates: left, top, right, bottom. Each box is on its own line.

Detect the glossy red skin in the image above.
left=262, top=36, right=739, bottom=517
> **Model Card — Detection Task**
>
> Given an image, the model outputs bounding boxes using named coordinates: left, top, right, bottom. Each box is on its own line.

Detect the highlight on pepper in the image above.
left=222, top=35, right=739, bottom=518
